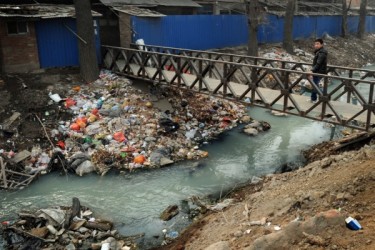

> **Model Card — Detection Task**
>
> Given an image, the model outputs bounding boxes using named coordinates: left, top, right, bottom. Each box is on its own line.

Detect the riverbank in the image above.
left=154, top=34, right=375, bottom=250
left=157, top=137, right=375, bottom=250
left=1, top=34, right=375, bottom=250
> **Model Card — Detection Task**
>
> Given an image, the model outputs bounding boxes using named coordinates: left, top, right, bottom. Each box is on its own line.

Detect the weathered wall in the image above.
left=96, top=7, right=120, bottom=47
left=0, top=20, right=40, bottom=73
left=119, top=13, right=132, bottom=48
left=349, top=0, right=361, bottom=8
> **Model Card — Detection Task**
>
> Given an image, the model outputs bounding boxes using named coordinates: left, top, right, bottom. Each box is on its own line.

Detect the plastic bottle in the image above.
left=96, top=99, right=103, bottom=109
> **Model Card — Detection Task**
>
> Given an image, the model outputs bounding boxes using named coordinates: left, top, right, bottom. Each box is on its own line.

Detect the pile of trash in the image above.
left=37, top=70, right=247, bottom=176
left=0, top=198, right=138, bottom=249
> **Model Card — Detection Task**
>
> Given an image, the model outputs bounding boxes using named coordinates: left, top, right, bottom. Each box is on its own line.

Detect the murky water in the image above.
left=3, top=61, right=375, bottom=248
left=0, top=106, right=332, bottom=248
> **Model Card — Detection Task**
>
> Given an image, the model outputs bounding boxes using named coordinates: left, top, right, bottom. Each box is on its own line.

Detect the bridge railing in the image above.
left=131, top=43, right=375, bottom=86
left=102, top=45, right=375, bottom=131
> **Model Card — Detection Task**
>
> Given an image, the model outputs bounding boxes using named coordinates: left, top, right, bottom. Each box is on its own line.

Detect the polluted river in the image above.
left=0, top=103, right=333, bottom=249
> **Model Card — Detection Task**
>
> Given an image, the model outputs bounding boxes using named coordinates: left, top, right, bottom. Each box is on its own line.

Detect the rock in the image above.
left=251, top=176, right=263, bottom=184
left=320, top=157, right=332, bottom=168
left=246, top=210, right=344, bottom=250
left=160, top=157, right=174, bottom=166
left=302, top=232, right=326, bottom=246
left=65, top=242, right=76, bottom=250
left=247, top=121, right=260, bottom=128
left=233, top=230, right=243, bottom=237
left=150, top=148, right=171, bottom=167
left=260, top=121, right=271, bottom=131
left=240, top=115, right=251, bottom=123
left=243, top=127, right=258, bottom=136
left=209, top=199, right=235, bottom=211
left=204, top=241, right=230, bottom=250
left=78, top=227, right=90, bottom=233
left=160, top=205, right=179, bottom=221
left=336, top=192, right=346, bottom=200
left=144, top=136, right=156, bottom=142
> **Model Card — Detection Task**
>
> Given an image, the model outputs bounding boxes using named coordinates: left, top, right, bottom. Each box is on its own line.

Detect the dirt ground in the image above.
left=157, top=140, right=375, bottom=250
left=1, top=34, right=375, bottom=250
left=0, top=68, right=83, bottom=152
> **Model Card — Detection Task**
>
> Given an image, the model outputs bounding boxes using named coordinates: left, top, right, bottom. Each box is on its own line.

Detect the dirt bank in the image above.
left=158, top=140, right=375, bottom=250
left=154, top=35, right=375, bottom=250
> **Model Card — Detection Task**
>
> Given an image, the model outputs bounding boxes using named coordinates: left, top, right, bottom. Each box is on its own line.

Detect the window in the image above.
left=7, top=21, right=28, bottom=35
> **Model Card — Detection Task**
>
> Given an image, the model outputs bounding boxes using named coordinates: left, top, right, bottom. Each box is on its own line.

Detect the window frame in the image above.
left=6, top=21, right=29, bottom=35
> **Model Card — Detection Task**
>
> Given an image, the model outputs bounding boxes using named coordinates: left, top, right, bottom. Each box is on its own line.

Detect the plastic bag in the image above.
left=113, top=132, right=126, bottom=142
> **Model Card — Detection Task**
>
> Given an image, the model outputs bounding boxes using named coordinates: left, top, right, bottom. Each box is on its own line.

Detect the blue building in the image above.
left=0, top=4, right=101, bottom=73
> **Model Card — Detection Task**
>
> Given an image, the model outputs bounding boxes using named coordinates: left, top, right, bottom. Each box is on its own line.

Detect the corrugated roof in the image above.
left=155, top=0, right=201, bottom=7
left=114, top=6, right=165, bottom=17
left=100, top=0, right=201, bottom=8
left=0, top=4, right=101, bottom=18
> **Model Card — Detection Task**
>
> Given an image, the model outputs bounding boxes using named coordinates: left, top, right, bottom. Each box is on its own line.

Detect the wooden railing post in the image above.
left=1, top=157, right=8, bottom=188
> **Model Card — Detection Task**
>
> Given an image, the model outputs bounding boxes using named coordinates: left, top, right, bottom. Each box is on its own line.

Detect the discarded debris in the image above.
left=0, top=156, right=37, bottom=190
left=39, top=70, right=248, bottom=176
left=160, top=205, right=179, bottom=221
left=0, top=69, right=252, bottom=189
left=0, top=197, right=139, bottom=249
left=345, top=216, right=362, bottom=230
left=209, top=198, right=235, bottom=211
left=0, top=112, right=21, bottom=132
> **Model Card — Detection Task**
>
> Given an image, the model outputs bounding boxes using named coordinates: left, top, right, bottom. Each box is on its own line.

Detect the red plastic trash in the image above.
left=113, top=132, right=126, bottom=142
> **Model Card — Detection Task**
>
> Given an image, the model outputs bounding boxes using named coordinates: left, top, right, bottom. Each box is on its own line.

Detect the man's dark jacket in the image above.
left=312, top=47, right=328, bottom=74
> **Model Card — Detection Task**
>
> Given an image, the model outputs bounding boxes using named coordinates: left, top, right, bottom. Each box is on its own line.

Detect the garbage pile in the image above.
left=0, top=198, right=138, bottom=250
left=46, top=70, right=248, bottom=176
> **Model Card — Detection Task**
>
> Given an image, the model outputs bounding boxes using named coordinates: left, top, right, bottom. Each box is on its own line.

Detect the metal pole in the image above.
left=64, top=24, right=87, bottom=45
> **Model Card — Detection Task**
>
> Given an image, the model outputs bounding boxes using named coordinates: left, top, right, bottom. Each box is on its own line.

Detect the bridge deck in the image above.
left=126, top=63, right=373, bottom=125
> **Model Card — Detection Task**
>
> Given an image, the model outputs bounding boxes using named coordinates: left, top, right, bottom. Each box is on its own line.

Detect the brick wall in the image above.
left=0, top=20, right=40, bottom=73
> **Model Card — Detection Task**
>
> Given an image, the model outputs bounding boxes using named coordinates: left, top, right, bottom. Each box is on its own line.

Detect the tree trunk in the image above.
left=341, top=0, right=348, bottom=37
left=246, top=0, right=261, bottom=57
left=357, top=0, right=368, bottom=39
left=283, top=0, right=296, bottom=54
left=73, top=0, right=99, bottom=83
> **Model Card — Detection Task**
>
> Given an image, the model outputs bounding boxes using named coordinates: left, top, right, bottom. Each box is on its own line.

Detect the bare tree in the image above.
left=73, top=0, right=99, bottom=83
left=283, top=0, right=296, bottom=54
left=246, top=0, right=262, bottom=57
left=357, top=0, right=368, bottom=39
left=342, top=0, right=352, bottom=37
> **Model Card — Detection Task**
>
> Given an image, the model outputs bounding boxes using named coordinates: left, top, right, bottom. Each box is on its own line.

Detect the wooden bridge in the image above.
left=102, top=44, right=375, bottom=131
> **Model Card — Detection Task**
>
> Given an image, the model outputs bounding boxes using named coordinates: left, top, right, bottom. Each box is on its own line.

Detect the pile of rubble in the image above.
left=0, top=198, right=139, bottom=250
left=1, top=70, right=251, bottom=179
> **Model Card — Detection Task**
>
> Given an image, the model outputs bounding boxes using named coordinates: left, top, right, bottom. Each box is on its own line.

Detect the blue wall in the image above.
left=35, top=18, right=101, bottom=68
left=132, top=15, right=248, bottom=50
left=131, top=14, right=375, bottom=50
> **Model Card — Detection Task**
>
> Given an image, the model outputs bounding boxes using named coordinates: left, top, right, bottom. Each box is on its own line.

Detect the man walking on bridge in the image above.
left=309, top=38, right=328, bottom=103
